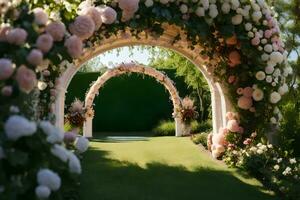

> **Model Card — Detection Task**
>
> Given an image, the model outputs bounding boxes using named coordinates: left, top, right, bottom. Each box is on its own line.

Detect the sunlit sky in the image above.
left=88, top=45, right=297, bottom=70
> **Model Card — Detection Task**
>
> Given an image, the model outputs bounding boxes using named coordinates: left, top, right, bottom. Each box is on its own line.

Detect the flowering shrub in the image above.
left=65, top=99, right=87, bottom=130
left=224, top=141, right=300, bottom=200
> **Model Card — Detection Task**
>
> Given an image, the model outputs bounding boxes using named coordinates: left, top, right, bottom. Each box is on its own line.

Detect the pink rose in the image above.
left=6, top=28, right=27, bottom=45
left=42, top=70, right=50, bottom=76
left=238, top=96, right=253, bottom=110
left=242, top=87, right=253, bottom=98
left=99, top=6, right=117, bottom=24
left=64, top=35, right=83, bottom=58
left=0, top=26, right=11, bottom=42
left=219, top=127, right=229, bottom=136
left=0, top=58, right=14, bottom=80
left=33, top=8, right=48, bottom=25
left=36, top=34, right=53, bottom=53
left=264, top=30, right=272, bottom=39
left=212, top=134, right=227, bottom=146
left=27, top=49, right=43, bottom=66
left=228, top=75, right=235, bottom=84
left=228, top=50, right=241, bottom=67
left=121, top=10, right=135, bottom=22
left=243, top=138, right=252, bottom=145
left=118, top=0, right=139, bottom=12
left=15, top=65, right=37, bottom=94
left=82, top=7, right=102, bottom=30
left=1, top=85, right=13, bottom=96
left=45, top=21, right=66, bottom=41
left=69, top=15, right=95, bottom=40
left=64, top=131, right=77, bottom=144
left=238, top=126, right=244, bottom=133
left=227, top=120, right=240, bottom=133
left=236, top=87, right=243, bottom=95
left=226, top=112, right=235, bottom=120
left=251, top=37, right=260, bottom=46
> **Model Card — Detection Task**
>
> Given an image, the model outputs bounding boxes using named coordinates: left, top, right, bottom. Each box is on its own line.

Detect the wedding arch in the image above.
left=0, top=1, right=293, bottom=198
left=83, top=63, right=185, bottom=137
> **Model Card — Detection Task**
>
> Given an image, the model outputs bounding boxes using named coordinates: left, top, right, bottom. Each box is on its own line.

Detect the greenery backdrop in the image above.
left=66, top=70, right=191, bottom=132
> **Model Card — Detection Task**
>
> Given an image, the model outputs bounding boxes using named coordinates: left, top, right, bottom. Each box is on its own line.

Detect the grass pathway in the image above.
left=80, top=136, right=278, bottom=200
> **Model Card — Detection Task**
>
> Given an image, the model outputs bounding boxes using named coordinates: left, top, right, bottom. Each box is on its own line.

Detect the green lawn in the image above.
left=80, top=136, right=278, bottom=200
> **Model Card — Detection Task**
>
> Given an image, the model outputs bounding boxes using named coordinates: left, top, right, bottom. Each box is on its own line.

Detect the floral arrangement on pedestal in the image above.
left=65, top=98, right=87, bottom=133
left=175, top=97, right=198, bottom=135
left=0, top=0, right=294, bottom=199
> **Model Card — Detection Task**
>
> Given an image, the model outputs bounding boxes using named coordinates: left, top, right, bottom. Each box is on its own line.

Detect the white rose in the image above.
left=68, top=153, right=82, bottom=174
left=75, top=136, right=89, bottom=153
left=39, top=121, right=64, bottom=144
left=4, top=115, right=37, bottom=141
left=274, top=164, right=280, bottom=171
left=252, top=88, right=264, bottom=101
left=221, top=2, right=231, bottom=14
left=51, top=144, right=69, bottom=162
left=196, top=7, right=205, bottom=17
left=266, top=75, right=272, bottom=83
left=35, top=185, right=51, bottom=199
left=289, top=158, right=297, bottom=164
left=265, top=66, right=274, bottom=74
left=270, top=91, right=281, bottom=104
left=160, top=0, right=169, bottom=4
left=231, top=0, right=240, bottom=10
left=255, top=71, right=265, bottom=80
left=261, top=53, right=269, bottom=61
left=273, top=68, right=281, bottom=77
left=270, top=117, right=277, bottom=124
left=270, top=51, right=283, bottom=64
left=180, top=4, right=188, bottom=14
left=244, top=23, right=252, bottom=31
left=208, top=4, right=218, bottom=18
left=264, top=44, right=273, bottom=53
left=144, top=0, right=153, bottom=7
left=200, top=0, right=209, bottom=10
left=37, top=81, right=47, bottom=91
left=257, top=149, right=263, bottom=154
left=278, top=83, right=288, bottom=95
left=232, top=14, right=243, bottom=25
left=37, top=169, right=61, bottom=191
left=252, top=11, right=262, bottom=22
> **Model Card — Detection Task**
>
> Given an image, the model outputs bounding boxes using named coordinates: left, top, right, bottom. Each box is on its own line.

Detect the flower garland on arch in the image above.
left=0, top=0, right=293, bottom=199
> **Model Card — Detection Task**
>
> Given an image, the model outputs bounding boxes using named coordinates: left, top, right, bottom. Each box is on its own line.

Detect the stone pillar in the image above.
left=210, top=84, right=224, bottom=135
left=83, top=117, right=93, bottom=138
left=55, top=87, right=65, bottom=130
left=175, top=117, right=183, bottom=137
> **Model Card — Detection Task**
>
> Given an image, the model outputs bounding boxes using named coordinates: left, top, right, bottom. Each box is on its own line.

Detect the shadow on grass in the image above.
left=80, top=147, right=278, bottom=200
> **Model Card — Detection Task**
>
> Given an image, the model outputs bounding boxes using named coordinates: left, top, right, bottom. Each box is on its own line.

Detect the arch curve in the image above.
left=55, top=24, right=232, bottom=136
left=83, top=63, right=185, bottom=137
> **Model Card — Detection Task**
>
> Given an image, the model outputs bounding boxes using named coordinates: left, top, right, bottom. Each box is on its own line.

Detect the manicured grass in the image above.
left=80, top=136, right=278, bottom=200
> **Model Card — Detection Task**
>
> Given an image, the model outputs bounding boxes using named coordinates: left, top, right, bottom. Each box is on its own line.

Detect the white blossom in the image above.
left=244, top=23, right=252, bottom=31
left=278, top=83, right=289, bottom=95
left=196, top=7, right=205, bottom=17
left=75, top=136, right=89, bottom=153
left=68, top=153, right=82, bottom=174
left=39, top=121, right=64, bottom=144
left=35, top=185, right=51, bottom=199
left=4, top=115, right=37, bottom=141
left=208, top=4, right=218, bottom=18
left=255, top=71, right=265, bottom=80
left=264, top=44, right=273, bottom=53
left=282, top=167, right=292, bottom=176
left=221, top=2, right=231, bottom=14
left=51, top=144, right=69, bottom=162
left=274, top=164, right=280, bottom=171
left=290, top=158, right=297, bottom=164
left=144, top=0, right=153, bottom=7
left=252, top=11, right=262, bottom=22
left=270, top=91, right=281, bottom=104
left=37, top=169, right=61, bottom=191
left=270, top=51, right=283, bottom=64
left=252, top=88, right=264, bottom=101
left=232, top=14, right=243, bottom=25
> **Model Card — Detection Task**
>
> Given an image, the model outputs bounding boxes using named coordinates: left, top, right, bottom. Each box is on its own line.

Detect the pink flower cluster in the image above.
left=118, top=0, right=140, bottom=22
left=236, top=87, right=255, bottom=111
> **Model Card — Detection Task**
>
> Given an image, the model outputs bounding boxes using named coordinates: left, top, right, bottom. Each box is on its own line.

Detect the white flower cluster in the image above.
left=39, top=121, right=64, bottom=144
left=249, top=143, right=272, bottom=155
left=35, top=169, right=61, bottom=199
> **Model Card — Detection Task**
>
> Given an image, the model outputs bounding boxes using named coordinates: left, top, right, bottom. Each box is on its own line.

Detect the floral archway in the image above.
left=0, top=0, right=293, bottom=199
left=82, top=62, right=184, bottom=137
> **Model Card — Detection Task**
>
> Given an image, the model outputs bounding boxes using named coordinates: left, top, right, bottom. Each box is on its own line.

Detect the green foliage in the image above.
left=152, top=120, right=175, bottom=136
left=191, top=132, right=209, bottom=148
left=191, top=120, right=212, bottom=134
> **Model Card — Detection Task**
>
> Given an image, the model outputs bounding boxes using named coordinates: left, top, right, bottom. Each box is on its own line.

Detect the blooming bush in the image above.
left=224, top=141, right=300, bottom=200
left=176, top=97, right=199, bottom=124
left=65, top=99, right=87, bottom=131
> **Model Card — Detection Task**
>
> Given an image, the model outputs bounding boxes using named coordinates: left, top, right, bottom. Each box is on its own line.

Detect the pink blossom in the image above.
left=249, top=107, right=256, bottom=112
left=64, top=35, right=83, bottom=58
left=0, top=58, right=14, bottom=80
left=227, top=143, right=236, bottom=150
left=227, top=120, right=240, bottom=133
left=267, top=19, right=275, bottom=28
left=236, top=88, right=243, bottom=95
left=42, top=70, right=50, bottom=76
left=242, top=87, right=253, bottom=98
left=238, top=96, right=253, bottom=110
left=0, top=26, right=11, bottom=42
left=6, top=28, right=27, bottom=45
left=238, top=126, right=244, bottom=134
left=219, top=127, right=229, bottom=136
left=228, top=51, right=241, bottom=67
left=226, top=112, right=235, bottom=120
left=271, top=36, right=279, bottom=43
left=228, top=75, right=235, bottom=84
left=69, top=15, right=95, bottom=40
left=212, top=134, right=226, bottom=146
left=36, top=34, right=53, bottom=53
left=121, top=10, right=135, bottom=22
left=50, top=89, right=56, bottom=96
left=264, top=30, right=272, bottom=39
left=27, top=49, right=43, bottom=66
left=64, top=131, right=77, bottom=144
left=33, top=8, right=48, bottom=25
left=243, top=138, right=252, bottom=145
left=45, top=21, right=66, bottom=42
left=118, top=0, right=139, bottom=12
left=99, top=6, right=117, bottom=24
left=1, top=85, right=13, bottom=96
left=82, top=7, right=102, bottom=30
left=15, top=65, right=37, bottom=94
left=251, top=37, right=260, bottom=46
left=226, top=35, right=238, bottom=46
